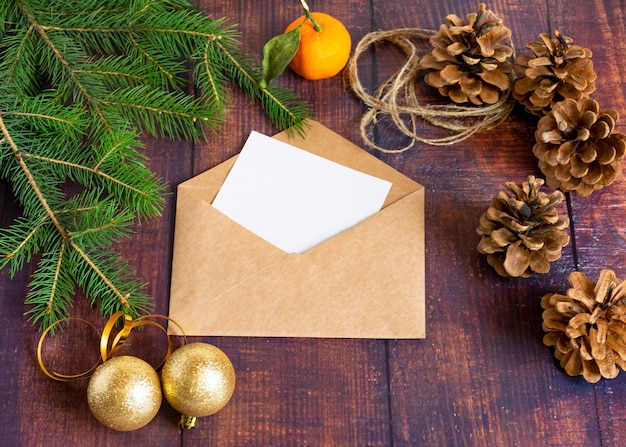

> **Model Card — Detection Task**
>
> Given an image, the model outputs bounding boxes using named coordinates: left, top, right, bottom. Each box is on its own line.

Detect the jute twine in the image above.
left=347, top=27, right=516, bottom=153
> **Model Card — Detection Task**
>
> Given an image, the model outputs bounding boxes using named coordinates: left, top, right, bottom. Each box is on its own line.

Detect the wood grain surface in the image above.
left=2, top=1, right=626, bottom=446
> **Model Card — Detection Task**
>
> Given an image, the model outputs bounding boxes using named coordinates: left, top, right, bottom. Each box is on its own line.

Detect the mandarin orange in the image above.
left=284, top=12, right=351, bottom=80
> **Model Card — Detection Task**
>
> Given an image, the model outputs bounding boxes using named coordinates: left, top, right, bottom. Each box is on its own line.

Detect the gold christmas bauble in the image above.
left=87, top=356, right=162, bottom=431
left=161, top=343, right=235, bottom=427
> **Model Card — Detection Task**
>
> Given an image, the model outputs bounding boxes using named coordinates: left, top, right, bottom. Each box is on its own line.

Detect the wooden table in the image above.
left=2, top=1, right=626, bottom=445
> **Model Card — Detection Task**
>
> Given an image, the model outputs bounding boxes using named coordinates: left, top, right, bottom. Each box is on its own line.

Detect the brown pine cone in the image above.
left=533, top=97, right=626, bottom=196
left=542, top=269, right=626, bottom=383
left=420, top=3, right=513, bottom=105
left=476, top=175, right=569, bottom=278
left=513, top=31, right=596, bottom=115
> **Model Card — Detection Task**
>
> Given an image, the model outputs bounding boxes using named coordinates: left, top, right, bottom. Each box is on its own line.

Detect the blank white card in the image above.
left=212, top=131, right=392, bottom=254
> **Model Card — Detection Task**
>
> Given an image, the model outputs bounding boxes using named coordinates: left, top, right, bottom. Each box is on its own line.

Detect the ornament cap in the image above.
left=180, top=414, right=197, bottom=430
left=162, top=342, right=236, bottom=422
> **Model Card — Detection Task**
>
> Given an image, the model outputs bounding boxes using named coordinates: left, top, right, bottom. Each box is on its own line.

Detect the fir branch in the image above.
left=76, top=55, right=152, bottom=89
left=194, top=38, right=231, bottom=113
left=1, top=0, right=312, bottom=330
left=0, top=213, right=51, bottom=275
left=101, top=85, right=221, bottom=141
left=69, top=244, right=151, bottom=316
left=24, top=238, right=75, bottom=329
left=20, top=149, right=155, bottom=204
left=212, top=39, right=310, bottom=135
left=0, top=112, right=66, bottom=235
left=126, top=32, right=184, bottom=89
left=0, top=97, right=163, bottom=328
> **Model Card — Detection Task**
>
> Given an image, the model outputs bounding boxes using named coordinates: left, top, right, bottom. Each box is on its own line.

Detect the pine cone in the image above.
left=513, top=31, right=596, bottom=115
left=476, top=175, right=569, bottom=278
left=420, top=3, right=513, bottom=105
left=542, top=269, right=626, bottom=383
left=533, top=97, right=626, bottom=196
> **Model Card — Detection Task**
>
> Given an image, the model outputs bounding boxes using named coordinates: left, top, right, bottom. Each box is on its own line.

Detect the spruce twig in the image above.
left=0, top=0, right=311, bottom=330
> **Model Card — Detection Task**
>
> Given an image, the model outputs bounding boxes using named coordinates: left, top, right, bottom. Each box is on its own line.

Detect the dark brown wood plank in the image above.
left=370, top=1, right=604, bottom=446
left=182, top=338, right=391, bottom=446
left=548, top=1, right=626, bottom=446
left=0, top=185, right=26, bottom=447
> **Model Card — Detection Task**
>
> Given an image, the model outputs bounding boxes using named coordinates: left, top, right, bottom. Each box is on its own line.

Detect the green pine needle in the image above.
left=0, top=0, right=312, bottom=330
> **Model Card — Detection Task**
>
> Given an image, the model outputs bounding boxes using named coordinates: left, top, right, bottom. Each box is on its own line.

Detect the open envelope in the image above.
left=168, top=121, right=425, bottom=338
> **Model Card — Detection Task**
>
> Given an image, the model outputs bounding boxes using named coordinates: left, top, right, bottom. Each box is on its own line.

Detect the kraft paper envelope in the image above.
left=168, top=121, right=425, bottom=338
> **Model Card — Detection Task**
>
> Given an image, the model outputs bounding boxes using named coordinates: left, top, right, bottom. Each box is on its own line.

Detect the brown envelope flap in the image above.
left=273, top=121, right=422, bottom=207
left=177, top=120, right=423, bottom=208
left=168, top=187, right=425, bottom=338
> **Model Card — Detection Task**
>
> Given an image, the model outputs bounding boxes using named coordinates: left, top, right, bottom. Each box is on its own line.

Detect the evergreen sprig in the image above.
left=0, top=0, right=312, bottom=329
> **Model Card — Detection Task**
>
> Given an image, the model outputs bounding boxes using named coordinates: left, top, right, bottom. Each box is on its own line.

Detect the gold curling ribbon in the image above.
left=37, top=318, right=101, bottom=381
left=38, top=312, right=187, bottom=381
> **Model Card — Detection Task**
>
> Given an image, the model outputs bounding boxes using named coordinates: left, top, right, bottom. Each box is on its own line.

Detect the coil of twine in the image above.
left=347, top=27, right=516, bottom=153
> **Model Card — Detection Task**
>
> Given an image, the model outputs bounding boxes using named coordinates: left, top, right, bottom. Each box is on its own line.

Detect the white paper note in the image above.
left=212, top=131, right=392, bottom=254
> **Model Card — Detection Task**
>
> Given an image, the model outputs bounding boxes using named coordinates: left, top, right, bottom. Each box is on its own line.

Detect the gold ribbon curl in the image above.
left=37, top=318, right=101, bottom=381
left=38, top=312, right=187, bottom=381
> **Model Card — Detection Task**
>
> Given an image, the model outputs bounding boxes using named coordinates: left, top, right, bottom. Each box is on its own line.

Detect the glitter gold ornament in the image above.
left=87, top=356, right=162, bottom=431
left=161, top=342, right=236, bottom=429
